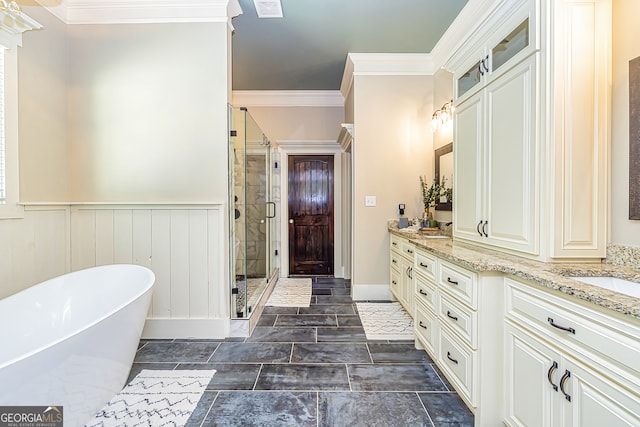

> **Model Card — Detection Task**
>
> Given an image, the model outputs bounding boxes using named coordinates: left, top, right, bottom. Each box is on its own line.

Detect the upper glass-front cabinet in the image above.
left=491, top=19, right=529, bottom=72
left=455, top=16, right=533, bottom=101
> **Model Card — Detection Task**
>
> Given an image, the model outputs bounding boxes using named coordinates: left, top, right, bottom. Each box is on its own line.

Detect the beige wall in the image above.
left=352, top=74, right=433, bottom=286
left=238, top=105, right=344, bottom=143
left=67, top=22, right=230, bottom=202
left=19, top=6, right=70, bottom=202
left=610, top=0, right=640, bottom=247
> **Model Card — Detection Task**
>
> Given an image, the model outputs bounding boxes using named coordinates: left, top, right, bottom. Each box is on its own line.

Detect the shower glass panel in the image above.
left=229, top=107, right=275, bottom=318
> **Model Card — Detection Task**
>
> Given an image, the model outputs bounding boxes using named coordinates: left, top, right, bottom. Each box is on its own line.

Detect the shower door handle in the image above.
left=266, top=202, right=276, bottom=218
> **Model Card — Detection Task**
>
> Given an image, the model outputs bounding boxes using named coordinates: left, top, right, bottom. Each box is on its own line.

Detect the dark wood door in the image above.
left=288, top=155, right=334, bottom=275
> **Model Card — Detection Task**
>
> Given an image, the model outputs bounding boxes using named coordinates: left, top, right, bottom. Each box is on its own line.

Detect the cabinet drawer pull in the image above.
left=446, top=277, right=459, bottom=286
left=559, top=370, right=572, bottom=402
left=406, top=249, right=414, bottom=254
left=446, top=351, right=459, bottom=364
left=419, top=321, right=428, bottom=330
left=392, top=242, right=398, bottom=246
left=482, top=220, right=488, bottom=237
left=477, top=220, right=483, bottom=236
left=547, top=317, right=576, bottom=334
left=418, top=289, right=428, bottom=296
left=419, top=262, right=430, bottom=269
left=547, top=361, right=559, bottom=391
left=446, top=311, right=459, bottom=321
left=392, top=259, right=397, bottom=264
left=392, top=280, right=397, bottom=285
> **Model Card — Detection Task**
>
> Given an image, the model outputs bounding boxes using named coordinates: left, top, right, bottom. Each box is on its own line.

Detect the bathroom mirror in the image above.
left=435, top=142, right=453, bottom=211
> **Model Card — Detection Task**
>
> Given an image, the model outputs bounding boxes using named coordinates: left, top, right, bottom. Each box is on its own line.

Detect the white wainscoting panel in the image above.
left=70, top=204, right=228, bottom=338
left=0, top=205, right=70, bottom=299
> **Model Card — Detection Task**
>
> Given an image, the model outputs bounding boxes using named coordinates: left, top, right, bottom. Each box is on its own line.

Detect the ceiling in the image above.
left=231, top=0, right=469, bottom=91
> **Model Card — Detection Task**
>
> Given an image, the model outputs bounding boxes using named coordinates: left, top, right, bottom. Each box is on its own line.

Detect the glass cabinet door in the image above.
left=491, top=19, right=529, bottom=72
left=457, top=60, right=483, bottom=99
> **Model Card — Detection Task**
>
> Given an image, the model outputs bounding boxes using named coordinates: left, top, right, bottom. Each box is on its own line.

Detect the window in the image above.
left=0, top=46, right=5, bottom=204
left=0, top=9, right=41, bottom=218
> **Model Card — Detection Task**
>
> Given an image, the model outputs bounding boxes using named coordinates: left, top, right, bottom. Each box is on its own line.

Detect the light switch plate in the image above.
left=365, top=196, right=376, bottom=207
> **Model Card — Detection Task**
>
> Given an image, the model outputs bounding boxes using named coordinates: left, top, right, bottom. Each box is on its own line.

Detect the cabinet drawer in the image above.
left=505, top=277, right=640, bottom=380
left=390, top=268, right=401, bottom=298
left=390, top=234, right=404, bottom=253
left=439, top=326, right=476, bottom=406
left=415, top=301, right=437, bottom=356
left=390, top=251, right=402, bottom=271
left=439, top=292, right=477, bottom=349
left=415, top=273, right=438, bottom=312
left=401, top=240, right=415, bottom=259
left=414, top=249, right=437, bottom=281
left=438, top=260, right=477, bottom=309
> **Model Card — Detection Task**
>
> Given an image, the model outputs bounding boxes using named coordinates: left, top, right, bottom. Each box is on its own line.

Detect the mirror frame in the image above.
left=435, top=142, right=453, bottom=211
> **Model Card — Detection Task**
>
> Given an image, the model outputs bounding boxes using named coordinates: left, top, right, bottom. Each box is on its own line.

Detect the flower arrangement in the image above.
left=420, top=175, right=447, bottom=212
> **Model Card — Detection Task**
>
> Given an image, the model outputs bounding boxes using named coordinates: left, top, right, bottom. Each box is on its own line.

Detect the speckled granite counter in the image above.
left=389, top=225, right=640, bottom=321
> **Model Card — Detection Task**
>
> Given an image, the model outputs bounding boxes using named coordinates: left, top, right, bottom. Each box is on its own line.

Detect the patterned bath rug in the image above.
left=356, top=302, right=415, bottom=340
left=85, top=369, right=215, bottom=427
left=266, top=278, right=312, bottom=307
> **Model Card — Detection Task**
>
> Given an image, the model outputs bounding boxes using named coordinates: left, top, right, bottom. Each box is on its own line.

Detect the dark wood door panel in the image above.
left=288, top=155, right=334, bottom=276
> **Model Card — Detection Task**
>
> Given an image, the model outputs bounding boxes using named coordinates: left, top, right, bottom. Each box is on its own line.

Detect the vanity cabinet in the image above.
left=450, top=0, right=610, bottom=260
left=411, top=246, right=504, bottom=426
left=504, top=278, right=640, bottom=426
left=389, top=234, right=414, bottom=316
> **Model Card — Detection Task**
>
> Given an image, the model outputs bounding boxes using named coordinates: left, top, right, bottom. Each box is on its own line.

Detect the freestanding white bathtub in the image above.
left=0, top=264, right=154, bottom=426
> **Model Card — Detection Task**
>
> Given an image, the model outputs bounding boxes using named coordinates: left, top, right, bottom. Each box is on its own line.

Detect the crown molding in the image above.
left=340, top=53, right=434, bottom=98
left=232, top=90, right=344, bottom=108
left=0, top=9, right=42, bottom=41
left=36, top=0, right=242, bottom=24
left=276, top=140, right=342, bottom=152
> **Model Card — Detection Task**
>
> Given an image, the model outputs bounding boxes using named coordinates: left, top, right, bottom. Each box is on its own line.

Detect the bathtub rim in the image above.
left=0, top=264, right=155, bottom=370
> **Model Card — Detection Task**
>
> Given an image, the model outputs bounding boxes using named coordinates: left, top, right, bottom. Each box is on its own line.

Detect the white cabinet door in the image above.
left=505, top=323, right=560, bottom=427
left=485, top=54, right=538, bottom=254
left=562, top=360, right=640, bottom=427
left=453, top=93, right=484, bottom=243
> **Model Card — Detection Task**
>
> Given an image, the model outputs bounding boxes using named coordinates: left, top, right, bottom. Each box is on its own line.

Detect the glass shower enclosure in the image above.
left=229, top=107, right=277, bottom=318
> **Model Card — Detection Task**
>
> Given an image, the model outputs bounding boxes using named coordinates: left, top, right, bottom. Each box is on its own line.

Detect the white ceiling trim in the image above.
left=276, top=140, right=342, bottom=152
left=340, top=53, right=434, bottom=98
left=37, top=0, right=241, bottom=24
left=232, top=90, right=344, bottom=107
left=430, top=0, right=503, bottom=72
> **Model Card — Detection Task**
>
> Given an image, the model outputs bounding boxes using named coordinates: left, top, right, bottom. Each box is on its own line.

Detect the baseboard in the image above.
left=142, top=318, right=230, bottom=339
left=351, top=284, right=392, bottom=301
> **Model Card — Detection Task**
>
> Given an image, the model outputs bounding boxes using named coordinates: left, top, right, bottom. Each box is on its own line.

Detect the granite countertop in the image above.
left=389, top=225, right=640, bottom=321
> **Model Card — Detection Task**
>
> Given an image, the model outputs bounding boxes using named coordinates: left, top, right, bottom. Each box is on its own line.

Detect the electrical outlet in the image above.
left=365, top=196, right=376, bottom=207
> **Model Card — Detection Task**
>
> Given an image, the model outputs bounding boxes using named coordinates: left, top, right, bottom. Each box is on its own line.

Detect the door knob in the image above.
left=289, top=219, right=294, bottom=224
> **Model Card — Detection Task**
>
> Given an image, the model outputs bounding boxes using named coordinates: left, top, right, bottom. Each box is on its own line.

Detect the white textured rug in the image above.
left=356, top=302, right=415, bottom=340
left=266, top=278, right=312, bottom=307
left=85, top=369, right=215, bottom=427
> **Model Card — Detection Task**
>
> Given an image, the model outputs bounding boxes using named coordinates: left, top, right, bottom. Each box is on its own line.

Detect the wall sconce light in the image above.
left=432, top=99, right=454, bottom=130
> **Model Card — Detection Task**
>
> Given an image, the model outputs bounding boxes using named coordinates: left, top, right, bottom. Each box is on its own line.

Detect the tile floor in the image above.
left=130, top=277, right=474, bottom=427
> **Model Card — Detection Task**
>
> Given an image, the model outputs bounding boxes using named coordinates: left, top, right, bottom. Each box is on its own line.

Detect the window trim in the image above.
left=0, top=10, right=42, bottom=219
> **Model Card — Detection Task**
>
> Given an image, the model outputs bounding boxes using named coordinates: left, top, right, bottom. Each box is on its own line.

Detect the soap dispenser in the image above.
left=398, top=204, right=408, bottom=229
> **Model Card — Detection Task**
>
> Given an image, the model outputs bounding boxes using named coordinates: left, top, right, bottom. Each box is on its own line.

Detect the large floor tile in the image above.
left=298, top=305, right=355, bottom=315
left=262, top=306, right=299, bottom=315
left=275, top=314, right=338, bottom=327
left=368, top=342, right=433, bottom=363
left=314, top=295, right=355, bottom=305
left=177, top=363, right=262, bottom=390
left=316, top=327, right=367, bottom=342
left=418, top=393, right=474, bottom=426
left=291, top=343, right=371, bottom=364
left=336, top=315, right=362, bottom=327
left=133, top=342, right=219, bottom=363
left=126, top=362, right=177, bottom=382
left=204, top=391, right=317, bottom=427
left=248, top=327, right=317, bottom=343
left=184, top=390, right=217, bottom=427
left=318, top=392, right=433, bottom=427
left=209, top=342, right=292, bottom=363
left=255, top=364, right=350, bottom=391
left=348, top=363, right=448, bottom=392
